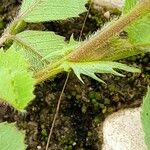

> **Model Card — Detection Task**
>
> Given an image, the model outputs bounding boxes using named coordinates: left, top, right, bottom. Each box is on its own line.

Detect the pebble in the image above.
left=102, top=108, right=147, bottom=150
left=92, top=0, right=124, bottom=9
left=37, top=145, right=42, bottom=149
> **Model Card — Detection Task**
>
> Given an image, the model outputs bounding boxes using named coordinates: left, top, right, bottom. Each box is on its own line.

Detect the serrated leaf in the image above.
left=123, top=0, right=150, bottom=46
left=141, top=87, right=150, bottom=150
left=20, top=0, right=87, bottom=23
left=0, top=48, right=35, bottom=111
left=61, top=61, right=140, bottom=83
left=42, top=35, right=79, bottom=60
left=0, top=122, right=26, bottom=150
left=11, top=31, right=80, bottom=71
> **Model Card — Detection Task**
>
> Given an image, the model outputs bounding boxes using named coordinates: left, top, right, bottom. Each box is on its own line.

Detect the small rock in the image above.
left=102, top=108, right=147, bottom=150
left=37, top=145, right=42, bottom=149
left=104, top=11, right=110, bottom=19
left=92, top=0, right=124, bottom=9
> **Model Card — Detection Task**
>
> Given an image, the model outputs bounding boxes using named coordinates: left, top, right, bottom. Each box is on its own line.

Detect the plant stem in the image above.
left=0, top=0, right=41, bottom=47
left=0, top=16, right=26, bottom=47
left=35, top=66, right=64, bottom=83
left=0, top=33, right=10, bottom=47
left=68, top=0, right=150, bottom=61
left=35, top=1, right=150, bottom=83
left=45, top=73, right=70, bottom=150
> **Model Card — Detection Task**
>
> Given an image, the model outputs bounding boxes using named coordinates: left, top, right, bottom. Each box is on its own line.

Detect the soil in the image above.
left=0, top=1, right=150, bottom=150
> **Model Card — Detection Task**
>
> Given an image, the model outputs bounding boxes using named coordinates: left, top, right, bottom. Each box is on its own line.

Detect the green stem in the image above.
left=0, top=33, right=10, bottom=47
left=68, top=0, right=150, bottom=61
left=35, top=66, right=64, bottom=83
left=0, top=17, right=26, bottom=47
left=10, top=20, right=27, bottom=35
left=35, top=0, right=150, bottom=83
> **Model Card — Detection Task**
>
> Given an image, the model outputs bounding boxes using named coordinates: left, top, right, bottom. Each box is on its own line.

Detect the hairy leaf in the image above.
left=141, top=87, right=150, bottom=150
left=0, top=122, right=26, bottom=150
left=123, top=0, right=150, bottom=46
left=0, top=48, right=35, bottom=111
left=20, top=0, right=87, bottom=22
left=61, top=61, right=140, bottom=83
left=11, top=31, right=80, bottom=71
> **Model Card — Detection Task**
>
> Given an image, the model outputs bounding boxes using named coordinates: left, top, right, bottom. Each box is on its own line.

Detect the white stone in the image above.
left=37, top=146, right=42, bottom=149
left=92, top=0, right=124, bottom=9
left=102, top=108, right=147, bottom=150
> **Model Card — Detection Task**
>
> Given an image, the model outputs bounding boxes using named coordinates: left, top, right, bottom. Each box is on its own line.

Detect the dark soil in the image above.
left=0, top=1, right=150, bottom=150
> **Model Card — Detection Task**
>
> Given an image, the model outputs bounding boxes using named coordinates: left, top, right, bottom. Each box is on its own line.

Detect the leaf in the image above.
left=0, top=122, right=26, bottom=150
left=20, top=0, right=87, bottom=23
left=42, top=35, right=79, bottom=60
left=61, top=61, right=140, bottom=83
left=11, top=31, right=80, bottom=71
left=123, top=0, right=150, bottom=46
left=0, top=48, right=35, bottom=111
left=123, top=0, right=137, bottom=14
left=141, top=87, right=150, bottom=150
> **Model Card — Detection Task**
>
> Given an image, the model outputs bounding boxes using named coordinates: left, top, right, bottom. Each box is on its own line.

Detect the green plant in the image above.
left=141, top=87, right=150, bottom=149
left=0, top=0, right=149, bottom=111
left=0, top=122, right=26, bottom=150
left=0, top=0, right=150, bottom=149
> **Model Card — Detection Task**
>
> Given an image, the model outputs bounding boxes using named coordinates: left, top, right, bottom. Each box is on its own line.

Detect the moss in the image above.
left=64, top=145, right=73, bottom=150
left=93, top=116, right=102, bottom=125
left=76, top=94, right=82, bottom=100
left=87, top=131, right=92, bottom=137
left=61, top=137, right=76, bottom=150
left=104, top=98, right=110, bottom=105
left=81, top=104, right=87, bottom=113
left=89, top=91, right=101, bottom=100
left=41, top=128, right=47, bottom=137
left=102, top=106, right=107, bottom=114
left=0, top=19, right=5, bottom=29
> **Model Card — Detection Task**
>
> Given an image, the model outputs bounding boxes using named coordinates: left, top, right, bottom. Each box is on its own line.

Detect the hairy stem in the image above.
left=0, top=18, right=24, bottom=47
left=0, top=0, right=42, bottom=47
left=35, top=66, right=64, bottom=83
left=68, top=0, right=150, bottom=61
left=35, top=0, right=150, bottom=83
left=0, top=33, right=10, bottom=47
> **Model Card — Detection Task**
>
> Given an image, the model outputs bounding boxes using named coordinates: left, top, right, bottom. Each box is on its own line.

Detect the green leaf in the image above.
left=0, top=48, right=35, bottom=111
left=123, top=0, right=150, bottom=46
left=141, top=87, right=150, bottom=150
left=11, top=31, right=80, bottom=71
left=20, top=0, right=87, bottom=23
left=42, top=35, right=79, bottom=61
left=0, top=122, right=26, bottom=150
left=123, top=0, right=137, bottom=14
left=61, top=61, right=140, bottom=83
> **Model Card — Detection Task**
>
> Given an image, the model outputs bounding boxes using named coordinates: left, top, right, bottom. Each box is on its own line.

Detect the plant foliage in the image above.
left=141, top=87, right=150, bottom=150
left=0, top=0, right=150, bottom=149
left=61, top=61, right=140, bottom=83
left=20, top=0, right=88, bottom=22
left=0, top=0, right=149, bottom=112
left=0, top=48, right=35, bottom=111
left=0, top=0, right=86, bottom=111
left=11, top=31, right=80, bottom=71
left=0, top=122, right=26, bottom=150
left=123, top=0, right=150, bottom=46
